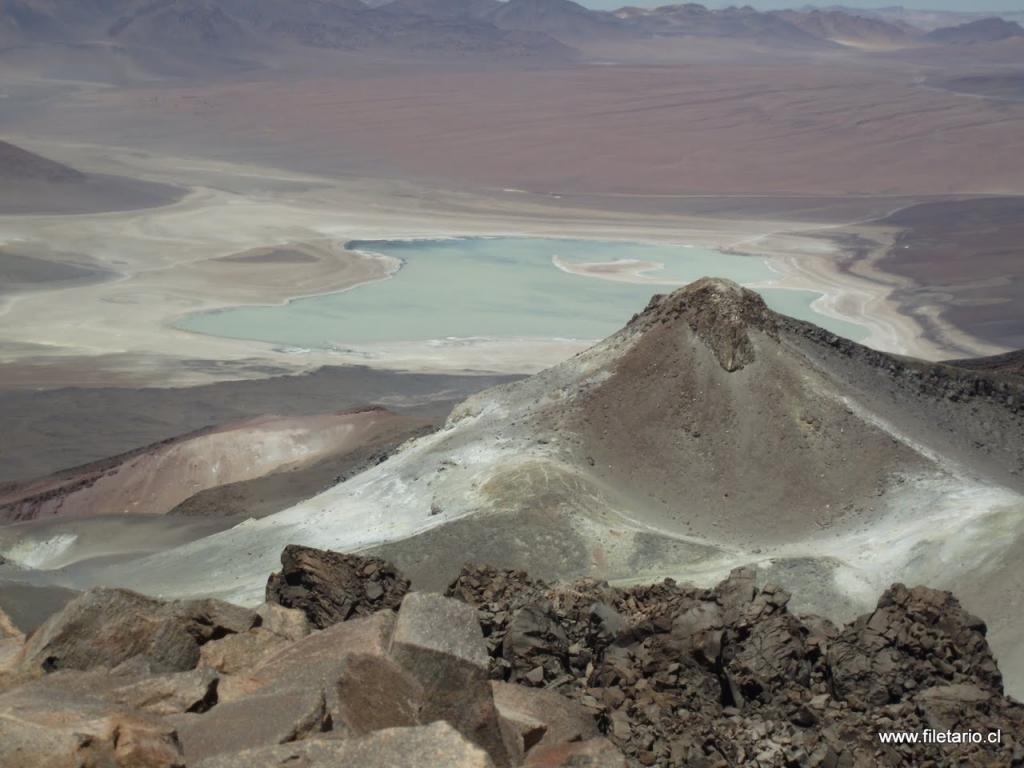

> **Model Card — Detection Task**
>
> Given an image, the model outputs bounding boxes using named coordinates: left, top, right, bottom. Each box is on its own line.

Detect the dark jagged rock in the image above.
left=446, top=564, right=1024, bottom=766
left=828, top=583, right=1001, bottom=708
left=266, top=544, right=411, bottom=629
left=502, top=601, right=570, bottom=685
left=630, top=278, right=778, bottom=372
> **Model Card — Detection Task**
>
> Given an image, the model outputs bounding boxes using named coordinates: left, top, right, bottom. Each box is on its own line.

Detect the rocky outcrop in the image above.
left=0, top=566, right=601, bottom=767
left=447, top=564, right=1024, bottom=767
left=630, top=277, right=778, bottom=371
left=828, top=583, right=1001, bottom=708
left=3, top=547, right=1023, bottom=767
left=266, top=544, right=411, bottom=628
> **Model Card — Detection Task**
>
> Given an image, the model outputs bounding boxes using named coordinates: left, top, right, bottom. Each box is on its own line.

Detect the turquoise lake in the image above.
left=176, top=237, right=869, bottom=346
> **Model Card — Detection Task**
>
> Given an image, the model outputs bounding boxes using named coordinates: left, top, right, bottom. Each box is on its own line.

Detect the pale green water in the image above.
left=176, top=237, right=868, bottom=347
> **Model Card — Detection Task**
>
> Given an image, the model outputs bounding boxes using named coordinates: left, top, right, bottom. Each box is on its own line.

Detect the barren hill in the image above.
left=0, top=409, right=431, bottom=526
left=0, top=139, right=84, bottom=182
left=0, top=139, right=183, bottom=214
left=947, top=349, right=1024, bottom=381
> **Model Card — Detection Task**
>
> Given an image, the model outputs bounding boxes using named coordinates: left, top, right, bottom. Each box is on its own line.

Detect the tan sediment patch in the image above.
left=215, top=246, right=320, bottom=264
left=551, top=255, right=675, bottom=284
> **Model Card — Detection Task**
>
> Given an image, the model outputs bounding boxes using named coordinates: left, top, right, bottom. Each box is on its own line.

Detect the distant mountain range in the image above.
left=490, top=0, right=628, bottom=42
left=0, top=0, right=573, bottom=68
left=1, top=0, right=1021, bottom=73
left=614, top=4, right=830, bottom=46
left=774, top=8, right=915, bottom=46
left=817, top=4, right=1024, bottom=33
left=926, top=17, right=1024, bottom=45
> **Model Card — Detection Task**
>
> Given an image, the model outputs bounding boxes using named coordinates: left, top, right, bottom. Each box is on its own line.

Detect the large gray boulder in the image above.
left=194, top=722, right=494, bottom=768
left=230, top=611, right=399, bottom=718
left=390, top=592, right=491, bottom=675
left=389, top=592, right=512, bottom=767
left=18, top=588, right=258, bottom=675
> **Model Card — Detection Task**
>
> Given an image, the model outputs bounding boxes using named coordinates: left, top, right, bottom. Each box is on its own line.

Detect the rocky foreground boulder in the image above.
left=265, top=543, right=411, bottom=628
left=1, top=547, right=1022, bottom=767
left=0, top=553, right=619, bottom=768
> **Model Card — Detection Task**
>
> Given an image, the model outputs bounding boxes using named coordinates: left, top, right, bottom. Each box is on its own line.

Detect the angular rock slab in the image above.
left=232, top=611, right=397, bottom=717
left=334, top=652, right=423, bottom=736
left=491, top=680, right=599, bottom=755
left=111, top=667, right=220, bottom=716
left=199, top=628, right=291, bottom=675
left=170, top=687, right=328, bottom=764
left=390, top=592, right=512, bottom=767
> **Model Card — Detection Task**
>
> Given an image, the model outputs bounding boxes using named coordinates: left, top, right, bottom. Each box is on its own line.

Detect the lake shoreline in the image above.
left=174, top=235, right=871, bottom=355
left=0, top=140, right=1001, bottom=387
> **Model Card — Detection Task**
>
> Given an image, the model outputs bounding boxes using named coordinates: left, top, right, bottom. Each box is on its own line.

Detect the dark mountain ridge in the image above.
left=3, top=0, right=990, bottom=72
left=613, top=3, right=830, bottom=46
left=926, top=17, right=1024, bottom=44
left=773, top=7, right=916, bottom=45
left=488, top=0, right=628, bottom=41
left=0, top=0, right=575, bottom=65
